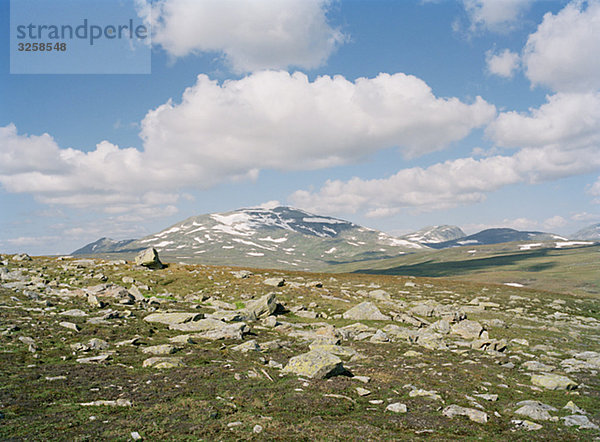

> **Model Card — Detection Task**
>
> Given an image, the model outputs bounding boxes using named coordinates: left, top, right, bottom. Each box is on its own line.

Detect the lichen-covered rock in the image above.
left=282, top=350, right=345, bottom=379
left=142, top=357, right=184, bottom=369
left=443, top=404, right=488, bottom=424
left=514, top=401, right=557, bottom=421
left=243, top=293, right=277, bottom=320
left=531, top=374, right=577, bottom=390
left=450, top=320, right=484, bottom=339
left=343, top=302, right=390, bottom=321
left=263, top=277, right=285, bottom=287
left=135, top=248, right=164, bottom=269
left=143, top=312, right=203, bottom=325
left=141, top=344, right=179, bottom=355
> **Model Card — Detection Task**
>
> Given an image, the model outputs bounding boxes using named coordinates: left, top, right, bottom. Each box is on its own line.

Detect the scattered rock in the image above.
left=443, top=405, right=488, bottom=424
left=342, top=302, right=390, bottom=321
left=356, top=387, right=371, bottom=396
left=59, top=321, right=80, bottom=332
left=263, top=277, right=285, bottom=287
left=511, top=419, right=543, bottom=431
left=562, top=414, right=599, bottom=430
left=141, top=344, right=179, bottom=355
left=134, top=248, right=164, bottom=269
left=450, top=320, right=484, bottom=340
left=243, top=293, right=277, bottom=319
left=143, top=312, right=203, bottom=325
left=386, top=402, right=407, bottom=413
left=514, top=401, right=557, bottom=421
left=530, top=374, right=577, bottom=390
left=80, top=399, right=132, bottom=407
left=142, top=357, right=185, bottom=369
left=282, top=350, right=346, bottom=379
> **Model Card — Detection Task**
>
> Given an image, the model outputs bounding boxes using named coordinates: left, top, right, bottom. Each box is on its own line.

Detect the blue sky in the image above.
left=1, top=0, right=600, bottom=255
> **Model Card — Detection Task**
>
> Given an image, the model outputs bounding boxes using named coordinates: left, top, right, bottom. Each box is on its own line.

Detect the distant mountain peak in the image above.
left=402, top=225, right=465, bottom=244
left=72, top=205, right=426, bottom=270
left=571, top=223, right=600, bottom=240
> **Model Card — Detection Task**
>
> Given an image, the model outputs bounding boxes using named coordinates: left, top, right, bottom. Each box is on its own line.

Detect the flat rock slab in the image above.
left=80, top=399, right=132, bottom=407
left=343, top=302, right=390, bottom=321
left=59, top=321, right=80, bottom=332
left=142, top=357, right=185, bottom=369
left=144, top=312, right=203, bottom=325
left=531, top=374, right=577, bottom=390
left=142, top=344, right=179, bottom=355
left=443, top=404, right=488, bottom=424
left=282, top=350, right=345, bottom=379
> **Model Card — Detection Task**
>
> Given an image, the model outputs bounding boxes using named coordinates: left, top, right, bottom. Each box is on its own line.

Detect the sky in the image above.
left=1, top=0, right=600, bottom=255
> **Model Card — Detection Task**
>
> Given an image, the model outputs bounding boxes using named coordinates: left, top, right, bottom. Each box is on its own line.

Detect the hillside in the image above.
left=1, top=253, right=599, bottom=439
left=572, top=223, right=600, bottom=240
left=336, top=241, right=600, bottom=297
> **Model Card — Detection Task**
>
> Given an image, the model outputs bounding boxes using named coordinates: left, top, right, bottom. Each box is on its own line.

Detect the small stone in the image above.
left=562, top=414, right=599, bottom=430
left=253, top=424, right=263, bottom=434
left=353, top=376, right=370, bottom=384
left=263, top=277, right=285, bottom=287
left=356, top=387, right=371, bottom=396
left=60, top=309, right=88, bottom=317
left=80, top=399, right=132, bottom=407
left=511, top=419, right=543, bottom=431
left=141, top=344, right=178, bottom=355
left=142, top=357, right=185, bottom=369
left=59, top=321, right=80, bottom=332
left=563, top=401, right=585, bottom=414
left=443, top=404, right=488, bottom=424
left=386, top=402, right=407, bottom=413
left=514, top=401, right=556, bottom=421
left=409, top=389, right=442, bottom=401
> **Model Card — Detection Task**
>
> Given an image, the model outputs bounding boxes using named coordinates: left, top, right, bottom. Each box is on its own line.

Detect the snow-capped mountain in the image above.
left=73, top=206, right=426, bottom=270
left=425, top=228, right=565, bottom=249
left=401, top=225, right=465, bottom=245
left=571, top=223, right=600, bottom=240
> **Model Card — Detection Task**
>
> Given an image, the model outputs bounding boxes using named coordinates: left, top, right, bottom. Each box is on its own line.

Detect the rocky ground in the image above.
left=1, top=252, right=599, bottom=440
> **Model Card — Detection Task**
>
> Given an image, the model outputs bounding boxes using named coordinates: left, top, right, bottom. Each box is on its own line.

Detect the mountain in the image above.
left=426, top=228, right=564, bottom=249
left=401, top=225, right=465, bottom=245
left=571, top=223, right=600, bottom=240
left=73, top=206, right=427, bottom=271
left=72, top=237, right=136, bottom=255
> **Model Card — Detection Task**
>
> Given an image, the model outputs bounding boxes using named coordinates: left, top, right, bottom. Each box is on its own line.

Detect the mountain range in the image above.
left=73, top=206, right=598, bottom=271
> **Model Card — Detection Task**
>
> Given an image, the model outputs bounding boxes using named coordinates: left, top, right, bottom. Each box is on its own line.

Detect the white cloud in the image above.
left=543, top=215, right=567, bottom=230
left=140, top=71, right=495, bottom=169
left=290, top=91, right=600, bottom=216
left=571, top=211, right=600, bottom=222
left=0, top=72, right=494, bottom=215
left=486, top=49, right=520, bottom=78
left=589, top=177, right=600, bottom=203
left=523, top=0, right=600, bottom=92
left=463, top=0, right=533, bottom=32
left=136, top=0, right=345, bottom=73
left=487, top=92, right=600, bottom=153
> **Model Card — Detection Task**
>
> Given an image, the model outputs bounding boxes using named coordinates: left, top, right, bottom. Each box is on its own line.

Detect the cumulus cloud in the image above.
left=290, top=91, right=600, bottom=216
left=486, top=92, right=600, bottom=153
left=140, top=71, right=495, bottom=169
left=589, top=177, right=600, bottom=202
left=136, top=0, right=345, bottom=72
left=486, top=49, right=520, bottom=78
left=463, top=0, right=533, bottom=32
left=0, top=72, right=494, bottom=214
left=523, top=0, right=600, bottom=92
